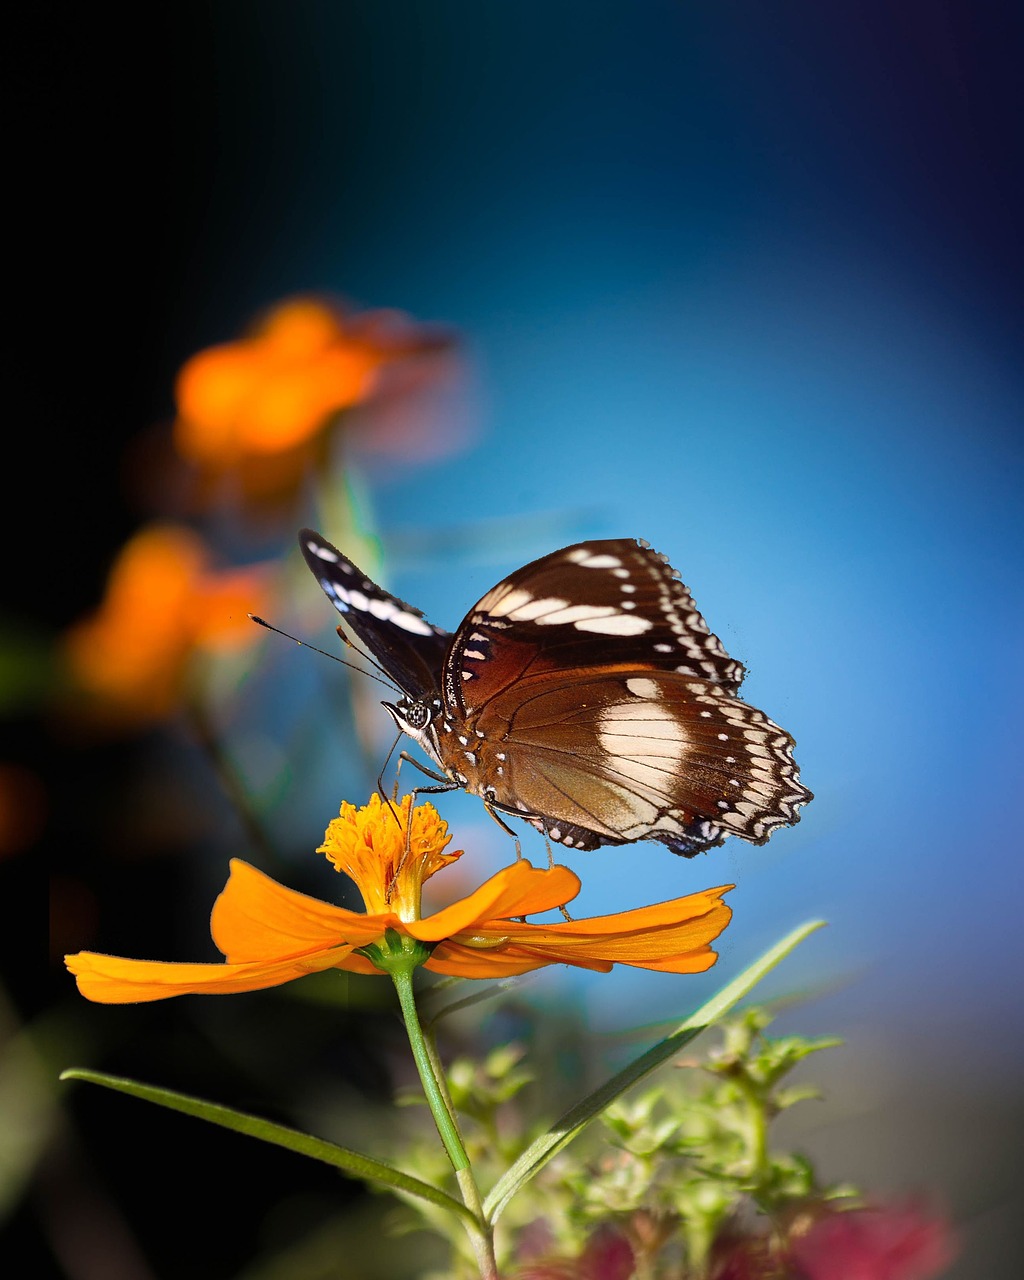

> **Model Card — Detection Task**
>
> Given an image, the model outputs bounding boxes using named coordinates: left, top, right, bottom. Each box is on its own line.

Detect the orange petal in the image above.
left=424, top=886, right=732, bottom=977
left=174, top=345, right=258, bottom=457
left=407, top=862, right=580, bottom=942
left=211, top=860, right=386, bottom=962
left=470, top=885, right=731, bottom=947
left=493, top=894, right=732, bottom=969
left=615, top=948, right=721, bottom=974
left=426, top=941, right=613, bottom=979
left=530, top=885, right=734, bottom=937
left=65, top=945, right=355, bottom=1005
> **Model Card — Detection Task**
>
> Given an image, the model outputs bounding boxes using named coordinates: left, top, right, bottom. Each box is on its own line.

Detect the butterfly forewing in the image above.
left=299, top=529, right=451, bottom=699
left=445, top=538, right=744, bottom=718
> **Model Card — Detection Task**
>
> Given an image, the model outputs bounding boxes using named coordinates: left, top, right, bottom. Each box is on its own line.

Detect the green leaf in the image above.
left=483, top=920, right=825, bottom=1224
left=422, top=975, right=531, bottom=1028
left=59, top=1068, right=474, bottom=1224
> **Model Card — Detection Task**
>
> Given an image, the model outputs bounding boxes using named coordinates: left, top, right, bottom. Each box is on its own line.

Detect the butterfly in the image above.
left=299, top=530, right=811, bottom=857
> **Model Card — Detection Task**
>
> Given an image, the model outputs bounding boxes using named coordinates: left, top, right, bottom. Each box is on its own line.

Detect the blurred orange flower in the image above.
left=65, top=795, right=733, bottom=1002
left=173, top=297, right=460, bottom=477
left=176, top=299, right=375, bottom=464
left=62, top=523, right=270, bottom=726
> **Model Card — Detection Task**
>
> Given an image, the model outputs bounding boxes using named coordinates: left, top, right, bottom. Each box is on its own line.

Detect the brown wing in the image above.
left=442, top=538, right=744, bottom=718
left=474, top=669, right=810, bottom=856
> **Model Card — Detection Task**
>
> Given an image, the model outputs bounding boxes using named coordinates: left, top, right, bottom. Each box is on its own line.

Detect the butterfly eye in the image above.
left=401, top=701, right=432, bottom=731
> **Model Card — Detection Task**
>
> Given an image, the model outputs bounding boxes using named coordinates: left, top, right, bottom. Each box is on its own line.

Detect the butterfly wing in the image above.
left=299, top=529, right=451, bottom=699
left=437, top=538, right=809, bottom=855
left=477, top=669, right=809, bottom=855
left=441, top=538, right=744, bottom=716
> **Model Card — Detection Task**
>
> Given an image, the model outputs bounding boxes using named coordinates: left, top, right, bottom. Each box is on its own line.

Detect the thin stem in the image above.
left=735, top=1074, right=769, bottom=1181
left=391, top=966, right=468, bottom=1171
left=391, top=966, right=499, bottom=1279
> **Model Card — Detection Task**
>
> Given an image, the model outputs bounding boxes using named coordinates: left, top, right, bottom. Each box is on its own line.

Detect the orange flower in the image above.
left=62, top=523, right=270, bottom=726
left=174, top=297, right=458, bottom=466
left=65, top=795, right=733, bottom=1003
left=175, top=299, right=376, bottom=464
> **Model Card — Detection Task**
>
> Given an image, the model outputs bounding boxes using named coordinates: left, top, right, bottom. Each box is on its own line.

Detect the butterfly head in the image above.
left=381, top=695, right=447, bottom=769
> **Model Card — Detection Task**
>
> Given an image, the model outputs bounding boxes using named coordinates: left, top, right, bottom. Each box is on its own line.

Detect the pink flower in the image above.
left=514, top=1226, right=634, bottom=1280
left=790, top=1202, right=957, bottom=1280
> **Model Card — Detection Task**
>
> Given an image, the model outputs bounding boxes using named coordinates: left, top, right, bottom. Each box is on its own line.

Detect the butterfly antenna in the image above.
left=248, top=615, right=400, bottom=694
left=331, top=622, right=406, bottom=688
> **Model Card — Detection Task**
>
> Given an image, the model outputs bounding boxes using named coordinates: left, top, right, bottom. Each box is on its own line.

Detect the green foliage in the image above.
left=384, top=1005, right=855, bottom=1279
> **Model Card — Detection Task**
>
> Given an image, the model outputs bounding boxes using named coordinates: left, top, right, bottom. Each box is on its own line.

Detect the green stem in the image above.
left=391, top=966, right=499, bottom=1279
left=736, top=1074, right=769, bottom=1182
left=391, top=966, right=469, bottom=1171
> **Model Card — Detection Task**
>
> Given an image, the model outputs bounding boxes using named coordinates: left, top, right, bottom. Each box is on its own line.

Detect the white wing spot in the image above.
left=387, top=609, right=435, bottom=636
left=625, top=677, right=661, bottom=699
left=506, top=595, right=570, bottom=622
left=565, top=548, right=624, bottom=569
left=538, top=604, right=617, bottom=626
left=598, top=702, right=689, bottom=770
left=574, top=613, right=652, bottom=635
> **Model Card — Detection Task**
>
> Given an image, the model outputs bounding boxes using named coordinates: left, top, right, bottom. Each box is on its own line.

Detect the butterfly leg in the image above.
left=392, top=753, right=457, bottom=822
left=483, top=803, right=524, bottom=861
left=535, top=829, right=576, bottom=921
left=396, top=751, right=451, bottom=787
left=379, top=747, right=451, bottom=818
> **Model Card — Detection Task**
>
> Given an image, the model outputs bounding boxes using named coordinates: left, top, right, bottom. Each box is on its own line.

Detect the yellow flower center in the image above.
left=317, top=794, right=461, bottom=921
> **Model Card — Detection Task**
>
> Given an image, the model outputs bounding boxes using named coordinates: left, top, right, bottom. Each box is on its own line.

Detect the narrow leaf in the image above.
left=425, top=975, right=531, bottom=1028
left=484, top=920, right=825, bottom=1223
left=59, top=1068, right=474, bottom=1223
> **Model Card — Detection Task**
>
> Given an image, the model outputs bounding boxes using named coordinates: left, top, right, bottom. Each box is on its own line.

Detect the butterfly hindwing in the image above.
left=472, top=669, right=807, bottom=855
